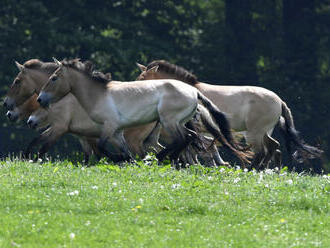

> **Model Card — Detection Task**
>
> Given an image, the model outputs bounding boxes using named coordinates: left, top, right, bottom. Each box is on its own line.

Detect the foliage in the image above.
left=0, top=159, right=329, bottom=247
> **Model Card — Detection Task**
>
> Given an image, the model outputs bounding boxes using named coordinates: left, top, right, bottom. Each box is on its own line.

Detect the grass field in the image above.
left=0, top=157, right=329, bottom=248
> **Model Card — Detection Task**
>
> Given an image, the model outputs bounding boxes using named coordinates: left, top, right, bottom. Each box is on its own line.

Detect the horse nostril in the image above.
left=3, top=101, right=7, bottom=108
left=27, top=120, right=32, bottom=126
left=7, top=112, right=11, bottom=118
left=37, top=97, right=42, bottom=103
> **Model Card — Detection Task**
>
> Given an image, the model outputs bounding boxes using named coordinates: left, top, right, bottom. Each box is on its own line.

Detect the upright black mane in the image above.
left=146, top=60, right=198, bottom=85
left=61, top=58, right=111, bottom=84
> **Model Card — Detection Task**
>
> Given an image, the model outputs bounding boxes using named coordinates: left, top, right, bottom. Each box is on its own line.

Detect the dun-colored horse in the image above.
left=136, top=60, right=323, bottom=168
left=4, top=59, right=239, bottom=165
left=6, top=91, right=105, bottom=161
left=38, top=58, right=251, bottom=164
left=4, top=60, right=158, bottom=161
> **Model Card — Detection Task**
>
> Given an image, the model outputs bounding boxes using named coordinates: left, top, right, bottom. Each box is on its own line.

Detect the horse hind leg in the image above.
left=263, top=134, right=281, bottom=169
left=111, top=130, right=134, bottom=161
left=274, top=149, right=282, bottom=169
left=98, top=128, right=130, bottom=162
left=200, top=135, right=229, bottom=166
left=156, top=122, right=195, bottom=163
left=143, top=121, right=164, bottom=153
left=245, top=133, right=266, bottom=170
left=177, top=145, right=199, bottom=168
left=168, top=127, right=194, bottom=162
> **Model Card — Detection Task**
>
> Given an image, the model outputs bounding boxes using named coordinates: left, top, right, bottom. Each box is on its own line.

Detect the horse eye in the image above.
left=14, top=79, right=20, bottom=84
left=51, top=76, right=57, bottom=82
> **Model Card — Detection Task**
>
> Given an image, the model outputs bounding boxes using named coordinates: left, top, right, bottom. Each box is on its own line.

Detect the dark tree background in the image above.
left=0, top=0, right=329, bottom=171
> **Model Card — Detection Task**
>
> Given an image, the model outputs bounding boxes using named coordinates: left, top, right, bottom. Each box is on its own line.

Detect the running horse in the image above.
left=6, top=93, right=102, bottom=161
left=37, top=58, right=251, bottom=164
left=136, top=60, right=323, bottom=169
left=3, top=60, right=158, bottom=161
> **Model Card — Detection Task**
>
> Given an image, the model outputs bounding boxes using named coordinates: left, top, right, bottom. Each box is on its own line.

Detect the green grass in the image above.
left=0, top=157, right=329, bottom=248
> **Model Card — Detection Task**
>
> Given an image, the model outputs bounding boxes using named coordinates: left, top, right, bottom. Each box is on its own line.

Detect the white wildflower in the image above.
left=91, top=185, right=98, bottom=190
left=69, top=233, right=75, bottom=239
left=287, top=179, right=293, bottom=185
left=171, top=183, right=181, bottom=189
left=67, top=190, right=79, bottom=196
left=233, top=178, right=241, bottom=184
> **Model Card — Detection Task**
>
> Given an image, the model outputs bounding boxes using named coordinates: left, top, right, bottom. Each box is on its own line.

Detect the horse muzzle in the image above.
left=27, top=116, right=38, bottom=129
left=6, top=110, right=18, bottom=122
left=3, top=97, right=15, bottom=110
left=37, top=92, right=51, bottom=107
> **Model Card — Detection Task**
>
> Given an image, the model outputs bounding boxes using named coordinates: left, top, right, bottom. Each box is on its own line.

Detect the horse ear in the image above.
left=52, top=57, right=62, bottom=66
left=84, top=60, right=94, bottom=72
left=147, top=65, right=159, bottom=73
left=15, top=61, right=24, bottom=72
left=105, top=73, right=112, bottom=81
left=136, top=63, right=147, bottom=72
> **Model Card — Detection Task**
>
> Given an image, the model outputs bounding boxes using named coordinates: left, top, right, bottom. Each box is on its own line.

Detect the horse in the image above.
left=6, top=93, right=40, bottom=122
left=4, top=59, right=240, bottom=165
left=3, top=59, right=159, bottom=161
left=26, top=93, right=163, bottom=161
left=136, top=60, right=323, bottom=169
left=37, top=58, right=251, bottom=164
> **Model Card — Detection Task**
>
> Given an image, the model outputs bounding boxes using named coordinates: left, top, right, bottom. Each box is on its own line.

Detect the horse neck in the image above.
left=156, top=71, right=196, bottom=86
left=33, top=107, right=49, bottom=125
left=67, top=68, right=105, bottom=114
left=18, top=93, right=39, bottom=119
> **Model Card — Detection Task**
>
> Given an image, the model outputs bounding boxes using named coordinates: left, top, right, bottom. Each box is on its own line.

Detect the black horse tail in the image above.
left=197, top=92, right=246, bottom=152
left=279, top=101, right=323, bottom=160
left=198, top=108, right=252, bottom=166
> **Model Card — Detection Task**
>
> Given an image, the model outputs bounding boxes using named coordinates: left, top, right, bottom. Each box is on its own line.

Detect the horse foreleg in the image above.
left=86, top=138, right=103, bottom=160
left=24, top=135, right=44, bottom=159
left=97, top=136, right=125, bottom=162
left=78, top=137, right=102, bottom=164
left=38, top=127, right=66, bottom=159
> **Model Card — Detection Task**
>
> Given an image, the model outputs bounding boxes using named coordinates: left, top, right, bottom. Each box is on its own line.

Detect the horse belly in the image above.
left=120, top=104, right=159, bottom=128
left=69, top=120, right=102, bottom=137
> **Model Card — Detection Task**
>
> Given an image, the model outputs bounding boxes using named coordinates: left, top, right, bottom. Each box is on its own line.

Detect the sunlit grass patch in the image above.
left=0, top=158, right=329, bottom=247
